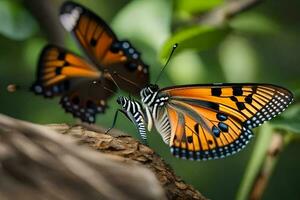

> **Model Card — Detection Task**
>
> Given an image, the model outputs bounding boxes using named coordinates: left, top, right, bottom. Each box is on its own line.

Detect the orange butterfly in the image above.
left=110, top=46, right=294, bottom=160
left=31, top=1, right=149, bottom=123
left=115, top=83, right=293, bottom=160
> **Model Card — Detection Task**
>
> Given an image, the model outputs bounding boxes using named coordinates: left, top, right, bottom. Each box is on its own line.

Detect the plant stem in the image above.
left=236, top=124, right=273, bottom=200
left=199, top=0, right=263, bottom=25
left=249, top=133, right=284, bottom=200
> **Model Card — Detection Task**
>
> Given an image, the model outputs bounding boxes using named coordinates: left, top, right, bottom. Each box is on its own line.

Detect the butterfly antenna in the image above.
left=91, top=79, right=118, bottom=95
left=154, top=43, right=178, bottom=84
left=112, top=72, right=142, bottom=90
left=104, top=72, right=121, bottom=91
left=103, top=85, right=118, bottom=95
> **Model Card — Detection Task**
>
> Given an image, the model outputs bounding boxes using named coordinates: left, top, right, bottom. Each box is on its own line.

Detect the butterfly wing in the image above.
left=31, top=44, right=116, bottom=123
left=60, top=78, right=116, bottom=123
left=159, top=83, right=293, bottom=160
left=31, top=44, right=101, bottom=97
left=60, top=1, right=149, bottom=94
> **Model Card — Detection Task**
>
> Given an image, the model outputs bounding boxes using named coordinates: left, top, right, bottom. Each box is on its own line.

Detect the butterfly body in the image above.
left=117, top=96, right=148, bottom=143
left=31, top=1, right=149, bottom=123
left=117, top=83, right=293, bottom=160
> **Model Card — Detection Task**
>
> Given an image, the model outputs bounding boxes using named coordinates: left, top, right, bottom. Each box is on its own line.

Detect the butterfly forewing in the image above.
left=31, top=45, right=117, bottom=123
left=160, top=83, right=293, bottom=160
left=60, top=78, right=116, bottom=123
left=60, top=1, right=149, bottom=94
left=166, top=100, right=253, bottom=160
left=31, top=45, right=101, bottom=98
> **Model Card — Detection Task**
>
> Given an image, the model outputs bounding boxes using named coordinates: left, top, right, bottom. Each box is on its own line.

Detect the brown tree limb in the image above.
left=0, top=114, right=207, bottom=200
left=198, top=0, right=263, bottom=25
left=50, top=123, right=207, bottom=200
left=0, top=114, right=165, bottom=200
left=22, top=0, right=65, bottom=45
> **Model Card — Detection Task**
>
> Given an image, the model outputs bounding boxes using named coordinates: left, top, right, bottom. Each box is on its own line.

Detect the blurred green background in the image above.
left=1, top=0, right=300, bottom=199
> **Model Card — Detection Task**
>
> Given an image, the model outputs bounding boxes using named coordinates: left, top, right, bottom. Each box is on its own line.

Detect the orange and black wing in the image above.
left=59, top=78, right=116, bottom=123
left=31, top=44, right=116, bottom=123
left=60, top=1, right=149, bottom=94
left=31, top=44, right=101, bottom=97
left=161, top=83, right=293, bottom=160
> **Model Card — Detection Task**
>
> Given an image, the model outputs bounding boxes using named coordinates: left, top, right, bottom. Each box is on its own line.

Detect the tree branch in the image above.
left=22, top=0, right=65, bottom=44
left=0, top=114, right=166, bottom=200
left=50, top=123, right=207, bottom=200
left=0, top=114, right=207, bottom=200
left=199, top=0, right=263, bottom=25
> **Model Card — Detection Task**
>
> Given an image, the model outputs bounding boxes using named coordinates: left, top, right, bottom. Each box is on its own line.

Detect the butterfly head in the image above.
left=116, top=96, right=129, bottom=108
left=140, top=84, right=159, bottom=105
left=148, top=84, right=159, bottom=91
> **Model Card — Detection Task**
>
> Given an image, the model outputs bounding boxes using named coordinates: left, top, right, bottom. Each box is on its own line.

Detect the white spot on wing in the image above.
left=60, top=7, right=82, bottom=31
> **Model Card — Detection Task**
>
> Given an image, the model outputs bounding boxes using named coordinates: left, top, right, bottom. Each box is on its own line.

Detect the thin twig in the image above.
left=199, top=0, right=263, bottom=25
left=249, top=133, right=284, bottom=200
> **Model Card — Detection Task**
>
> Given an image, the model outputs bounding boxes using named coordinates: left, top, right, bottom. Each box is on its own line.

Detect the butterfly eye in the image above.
left=149, top=84, right=159, bottom=91
left=117, top=97, right=124, bottom=105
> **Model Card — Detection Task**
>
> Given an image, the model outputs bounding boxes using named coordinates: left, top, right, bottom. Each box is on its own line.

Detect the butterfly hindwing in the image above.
left=60, top=78, right=116, bottom=123
left=166, top=100, right=253, bottom=160
left=31, top=44, right=117, bottom=123
left=60, top=1, right=149, bottom=94
left=31, top=44, right=101, bottom=98
left=160, top=83, right=293, bottom=160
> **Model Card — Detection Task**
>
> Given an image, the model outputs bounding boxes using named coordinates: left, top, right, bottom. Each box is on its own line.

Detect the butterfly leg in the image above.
left=105, top=109, right=128, bottom=134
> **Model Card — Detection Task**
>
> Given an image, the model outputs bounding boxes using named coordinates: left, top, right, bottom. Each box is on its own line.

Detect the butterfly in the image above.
left=31, top=1, right=149, bottom=123
left=115, top=83, right=293, bottom=161
left=109, top=45, right=294, bottom=161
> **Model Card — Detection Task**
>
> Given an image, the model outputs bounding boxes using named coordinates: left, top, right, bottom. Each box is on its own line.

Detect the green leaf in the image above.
left=270, top=104, right=300, bottom=134
left=23, top=37, right=46, bottom=71
left=0, top=0, right=38, bottom=40
left=272, top=118, right=300, bottom=134
left=294, top=89, right=300, bottom=101
left=159, top=25, right=229, bottom=63
left=166, top=50, right=206, bottom=84
left=112, top=0, right=172, bottom=52
left=175, top=0, right=224, bottom=14
left=230, top=13, right=280, bottom=35
left=219, top=35, right=259, bottom=82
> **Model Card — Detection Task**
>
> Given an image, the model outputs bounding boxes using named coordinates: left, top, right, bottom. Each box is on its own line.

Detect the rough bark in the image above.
left=0, top=114, right=207, bottom=200
left=50, top=123, right=207, bottom=200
